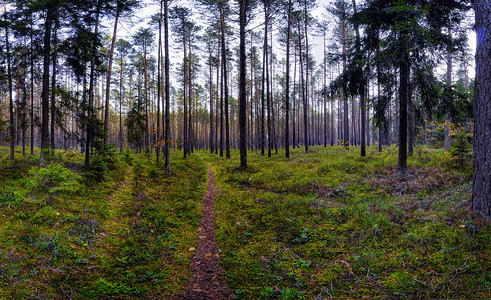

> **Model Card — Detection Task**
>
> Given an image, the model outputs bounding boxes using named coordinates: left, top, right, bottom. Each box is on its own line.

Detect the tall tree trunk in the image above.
left=260, top=28, right=266, bottom=156
left=143, top=39, right=149, bottom=154
left=352, top=0, right=366, bottom=156
left=30, top=22, right=34, bottom=155
left=219, top=2, right=230, bottom=158
left=444, top=32, right=453, bottom=151
left=105, top=5, right=120, bottom=144
left=293, top=42, right=297, bottom=149
left=164, top=0, right=171, bottom=173
left=342, top=18, right=349, bottom=149
left=156, top=2, right=162, bottom=162
left=41, top=5, right=54, bottom=158
left=182, top=20, right=188, bottom=158
left=472, top=0, right=491, bottom=219
left=298, top=23, right=308, bottom=153
left=3, top=0, right=14, bottom=160
left=303, top=0, right=309, bottom=153
left=285, top=0, right=291, bottom=158
left=209, top=43, right=214, bottom=154
left=239, top=0, right=247, bottom=168
left=119, top=56, right=124, bottom=152
left=265, top=5, right=272, bottom=157
left=323, top=26, right=327, bottom=148
left=50, top=18, right=58, bottom=154
left=397, top=32, right=410, bottom=176
left=86, top=0, right=101, bottom=166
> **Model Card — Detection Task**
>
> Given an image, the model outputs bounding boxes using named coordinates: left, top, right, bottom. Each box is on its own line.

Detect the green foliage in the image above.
left=26, top=163, right=81, bottom=204
left=449, top=131, right=472, bottom=169
left=122, top=147, right=135, bottom=165
left=87, top=144, right=121, bottom=182
left=0, top=190, right=23, bottom=207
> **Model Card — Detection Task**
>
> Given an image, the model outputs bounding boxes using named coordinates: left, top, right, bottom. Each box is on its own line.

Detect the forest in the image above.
left=0, top=0, right=489, bottom=298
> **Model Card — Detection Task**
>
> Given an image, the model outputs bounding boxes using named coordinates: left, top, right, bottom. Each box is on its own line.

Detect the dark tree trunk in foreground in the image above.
left=397, top=31, right=410, bottom=176
left=472, top=0, right=491, bottom=219
left=238, top=0, right=247, bottom=169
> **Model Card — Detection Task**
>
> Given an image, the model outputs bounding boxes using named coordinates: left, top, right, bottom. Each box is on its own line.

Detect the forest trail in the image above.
left=176, top=153, right=231, bottom=299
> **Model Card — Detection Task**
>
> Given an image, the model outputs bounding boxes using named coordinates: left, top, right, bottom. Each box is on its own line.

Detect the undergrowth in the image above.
left=203, top=145, right=489, bottom=299
left=0, top=146, right=206, bottom=298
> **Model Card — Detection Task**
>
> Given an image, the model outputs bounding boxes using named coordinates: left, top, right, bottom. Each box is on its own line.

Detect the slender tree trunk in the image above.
left=352, top=0, right=366, bottom=156
left=104, top=5, right=120, bottom=145
left=260, top=29, right=266, bottom=156
left=182, top=21, right=188, bottom=158
left=3, top=1, right=14, bottom=160
left=219, top=2, right=230, bottom=158
left=30, top=22, right=34, bottom=155
left=50, top=18, right=58, bottom=154
left=164, top=0, right=171, bottom=173
left=293, top=43, right=297, bottom=149
left=239, top=0, right=247, bottom=168
left=265, top=5, right=272, bottom=157
left=303, top=0, right=309, bottom=153
left=444, top=33, right=453, bottom=151
left=41, top=5, right=54, bottom=158
left=209, top=43, right=214, bottom=154
left=285, top=0, right=292, bottom=158
left=86, top=0, right=101, bottom=166
left=156, top=2, right=162, bottom=162
left=298, top=23, right=308, bottom=153
left=323, top=26, right=327, bottom=148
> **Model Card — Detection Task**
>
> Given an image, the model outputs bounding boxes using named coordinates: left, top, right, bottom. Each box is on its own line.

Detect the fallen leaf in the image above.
left=205, top=252, right=212, bottom=258
left=189, top=247, right=196, bottom=252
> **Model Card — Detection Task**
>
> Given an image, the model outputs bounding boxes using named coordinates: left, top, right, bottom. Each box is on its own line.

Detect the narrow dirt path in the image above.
left=177, top=153, right=231, bottom=299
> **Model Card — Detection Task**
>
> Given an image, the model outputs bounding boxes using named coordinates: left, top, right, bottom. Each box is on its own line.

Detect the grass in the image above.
left=202, top=145, right=489, bottom=299
left=0, top=144, right=488, bottom=299
left=0, top=146, right=207, bottom=298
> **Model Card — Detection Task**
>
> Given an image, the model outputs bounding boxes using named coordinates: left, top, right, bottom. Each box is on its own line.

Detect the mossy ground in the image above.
left=0, top=145, right=488, bottom=299
left=202, top=145, right=489, bottom=299
left=0, top=146, right=207, bottom=298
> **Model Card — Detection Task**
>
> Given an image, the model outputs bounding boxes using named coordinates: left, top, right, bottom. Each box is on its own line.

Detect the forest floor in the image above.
left=176, top=153, right=231, bottom=299
left=0, top=145, right=489, bottom=299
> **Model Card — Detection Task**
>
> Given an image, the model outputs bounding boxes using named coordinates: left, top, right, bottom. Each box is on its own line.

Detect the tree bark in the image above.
left=105, top=4, right=120, bottom=144
left=472, top=0, right=491, bottom=219
left=164, top=0, right=171, bottom=173
left=41, top=5, right=54, bottom=158
left=397, top=31, right=410, bottom=176
left=85, top=0, right=101, bottom=166
left=219, top=2, right=231, bottom=158
left=238, top=0, right=247, bottom=169
left=285, top=0, right=291, bottom=158
left=50, top=18, right=58, bottom=154
left=3, top=0, right=14, bottom=160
